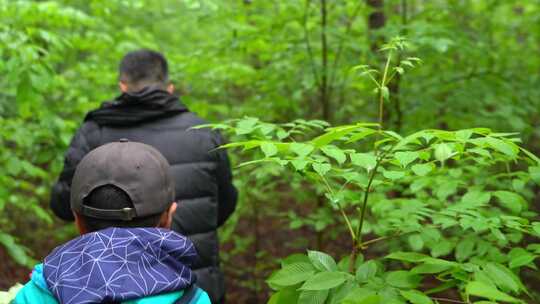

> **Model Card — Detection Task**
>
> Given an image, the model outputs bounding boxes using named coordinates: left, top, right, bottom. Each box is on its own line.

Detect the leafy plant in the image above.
left=0, top=283, right=23, bottom=304
left=207, top=39, right=540, bottom=303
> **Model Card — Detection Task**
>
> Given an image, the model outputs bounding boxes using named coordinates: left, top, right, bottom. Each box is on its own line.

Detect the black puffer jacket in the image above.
left=50, top=88, right=237, bottom=303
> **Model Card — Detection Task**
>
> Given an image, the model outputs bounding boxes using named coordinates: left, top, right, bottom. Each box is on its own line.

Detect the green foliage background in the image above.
left=1, top=0, right=539, bottom=303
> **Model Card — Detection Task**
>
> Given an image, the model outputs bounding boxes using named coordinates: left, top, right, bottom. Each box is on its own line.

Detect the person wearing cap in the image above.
left=14, top=141, right=211, bottom=304
left=49, top=50, right=237, bottom=303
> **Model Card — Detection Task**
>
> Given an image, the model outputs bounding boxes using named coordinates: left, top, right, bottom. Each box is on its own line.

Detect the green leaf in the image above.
left=342, top=287, right=379, bottom=304
left=383, top=170, right=405, bottom=180
left=276, top=129, right=289, bottom=140
left=493, top=191, right=525, bottom=214
left=347, top=129, right=377, bottom=143
left=461, top=190, right=491, bottom=207
left=527, top=244, right=540, bottom=254
left=313, top=163, right=331, bottom=176
left=260, top=142, right=278, bottom=157
left=356, top=260, right=378, bottom=282
left=455, top=237, right=475, bottom=262
left=399, top=290, right=433, bottom=304
left=470, top=148, right=491, bottom=158
left=5, top=159, right=23, bottom=176
left=298, top=290, right=329, bottom=304
left=434, top=143, right=453, bottom=164
left=329, top=282, right=358, bottom=304
left=408, top=234, right=424, bottom=251
left=381, top=86, right=390, bottom=100
left=411, top=263, right=452, bottom=274
left=235, top=117, right=259, bottom=135
left=311, top=126, right=358, bottom=147
left=456, top=130, right=473, bottom=141
left=512, top=179, right=525, bottom=192
left=482, top=263, right=521, bottom=293
left=0, top=283, right=23, bottom=304
left=291, top=159, right=308, bottom=171
left=351, top=153, right=377, bottom=171
left=308, top=250, right=338, bottom=272
left=268, top=288, right=300, bottom=304
left=321, top=146, right=347, bottom=164
left=520, top=147, right=540, bottom=164
left=0, top=232, right=33, bottom=267
left=508, top=248, right=536, bottom=269
left=529, top=166, right=540, bottom=185
left=465, top=281, right=521, bottom=303
left=485, top=137, right=518, bottom=157
left=350, top=294, right=380, bottom=304
left=267, top=262, right=315, bottom=287
left=299, top=271, right=347, bottom=290
left=386, top=252, right=430, bottom=262
left=282, top=254, right=311, bottom=267
left=532, top=222, right=540, bottom=236
left=385, top=271, right=421, bottom=289
left=291, top=143, right=314, bottom=157
left=395, top=151, right=419, bottom=168
left=411, top=163, right=433, bottom=176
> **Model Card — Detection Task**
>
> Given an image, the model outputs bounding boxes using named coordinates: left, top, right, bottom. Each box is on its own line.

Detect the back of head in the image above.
left=70, top=140, right=176, bottom=234
left=119, top=49, right=169, bottom=92
left=81, top=185, right=162, bottom=232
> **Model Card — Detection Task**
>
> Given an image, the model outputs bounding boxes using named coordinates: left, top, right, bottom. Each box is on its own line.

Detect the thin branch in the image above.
left=303, top=0, right=321, bottom=89
left=417, top=70, right=509, bottom=90
left=328, top=1, right=364, bottom=100
left=359, top=230, right=402, bottom=248
left=430, top=297, right=470, bottom=304
left=320, top=0, right=330, bottom=121
left=379, top=51, right=392, bottom=131
left=338, top=203, right=357, bottom=242
left=320, top=175, right=356, bottom=241
left=355, top=145, right=395, bottom=243
left=355, top=165, right=379, bottom=242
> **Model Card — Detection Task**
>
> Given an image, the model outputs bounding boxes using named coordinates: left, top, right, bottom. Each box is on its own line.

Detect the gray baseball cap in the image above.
left=71, top=139, right=175, bottom=221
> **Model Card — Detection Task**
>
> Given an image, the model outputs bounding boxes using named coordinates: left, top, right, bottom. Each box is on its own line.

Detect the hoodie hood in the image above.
left=43, top=227, right=197, bottom=304
left=85, top=87, right=188, bottom=127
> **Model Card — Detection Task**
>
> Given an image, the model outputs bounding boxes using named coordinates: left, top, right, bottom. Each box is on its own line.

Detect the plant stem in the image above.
left=320, top=0, right=330, bottom=121
left=355, top=162, right=380, bottom=243
left=430, top=297, right=470, bottom=304
left=359, top=230, right=402, bottom=248
left=303, top=0, right=320, bottom=89
left=355, top=146, right=394, bottom=246
left=320, top=175, right=356, bottom=242
left=339, top=204, right=357, bottom=242
left=348, top=242, right=359, bottom=273
left=378, top=51, right=392, bottom=132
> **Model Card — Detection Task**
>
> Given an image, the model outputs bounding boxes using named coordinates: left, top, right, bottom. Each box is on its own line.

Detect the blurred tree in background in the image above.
left=1, top=0, right=539, bottom=303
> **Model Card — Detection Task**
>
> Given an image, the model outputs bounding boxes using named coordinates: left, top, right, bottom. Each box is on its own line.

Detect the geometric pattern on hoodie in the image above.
left=43, top=227, right=197, bottom=304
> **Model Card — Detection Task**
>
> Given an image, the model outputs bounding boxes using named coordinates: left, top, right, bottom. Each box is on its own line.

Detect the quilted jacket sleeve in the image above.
left=213, top=132, right=238, bottom=227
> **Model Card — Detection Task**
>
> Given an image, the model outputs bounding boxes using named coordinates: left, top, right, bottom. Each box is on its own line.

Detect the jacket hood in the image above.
left=85, top=87, right=188, bottom=127
left=43, top=227, right=197, bottom=303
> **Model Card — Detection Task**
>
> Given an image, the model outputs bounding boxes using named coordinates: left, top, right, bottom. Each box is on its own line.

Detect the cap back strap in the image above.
left=79, top=205, right=137, bottom=221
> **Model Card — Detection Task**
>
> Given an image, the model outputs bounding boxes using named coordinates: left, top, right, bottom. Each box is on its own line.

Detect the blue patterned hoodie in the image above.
left=14, top=227, right=211, bottom=304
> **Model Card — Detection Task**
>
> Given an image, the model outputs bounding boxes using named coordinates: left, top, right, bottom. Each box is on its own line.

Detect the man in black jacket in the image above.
left=50, top=49, right=237, bottom=303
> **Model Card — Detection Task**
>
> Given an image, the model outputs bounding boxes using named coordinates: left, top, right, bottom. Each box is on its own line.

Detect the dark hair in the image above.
left=80, top=185, right=163, bottom=232
left=119, top=49, right=169, bottom=91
